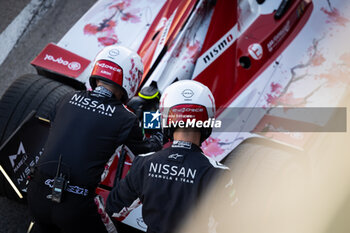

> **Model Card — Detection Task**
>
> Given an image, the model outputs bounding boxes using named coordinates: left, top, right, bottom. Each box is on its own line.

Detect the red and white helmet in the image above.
left=159, top=80, right=216, bottom=143
left=89, top=45, right=144, bottom=102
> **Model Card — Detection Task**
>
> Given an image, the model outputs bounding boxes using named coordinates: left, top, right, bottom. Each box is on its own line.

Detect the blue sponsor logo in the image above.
left=143, top=111, right=161, bottom=129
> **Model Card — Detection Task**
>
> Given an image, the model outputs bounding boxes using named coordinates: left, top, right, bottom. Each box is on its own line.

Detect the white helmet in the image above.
left=159, top=80, right=215, bottom=143
left=90, top=45, right=144, bottom=102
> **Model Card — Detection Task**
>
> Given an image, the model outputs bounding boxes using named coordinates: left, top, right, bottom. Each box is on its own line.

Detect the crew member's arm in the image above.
left=105, top=156, right=142, bottom=221
left=125, top=118, right=163, bottom=155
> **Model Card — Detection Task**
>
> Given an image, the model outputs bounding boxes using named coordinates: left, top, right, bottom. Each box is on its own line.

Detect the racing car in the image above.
left=0, top=0, right=349, bottom=231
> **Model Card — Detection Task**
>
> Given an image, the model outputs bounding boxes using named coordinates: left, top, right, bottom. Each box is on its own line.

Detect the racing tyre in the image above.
left=0, top=74, right=76, bottom=200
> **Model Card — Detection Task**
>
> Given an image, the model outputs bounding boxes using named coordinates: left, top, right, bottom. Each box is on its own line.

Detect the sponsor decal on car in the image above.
left=7, top=141, right=41, bottom=187
left=193, top=24, right=239, bottom=77
left=267, top=20, right=291, bottom=53
left=8, top=142, right=26, bottom=172
left=7, top=141, right=41, bottom=188
left=248, top=43, right=263, bottom=60
left=202, top=32, right=235, bottom=64
left=44, top=54, right=82, bottom=71
left=31, top=43, right=90, bottom=78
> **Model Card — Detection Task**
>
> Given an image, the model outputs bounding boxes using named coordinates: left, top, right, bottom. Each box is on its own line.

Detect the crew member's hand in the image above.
left=150, top=131, right=165, bottom=150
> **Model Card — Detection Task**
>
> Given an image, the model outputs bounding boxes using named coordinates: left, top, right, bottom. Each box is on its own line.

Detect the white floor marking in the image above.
left=0, top=0, right=44, bottom=66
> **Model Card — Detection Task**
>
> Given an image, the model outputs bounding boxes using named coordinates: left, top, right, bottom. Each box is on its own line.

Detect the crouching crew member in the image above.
left=27, top=45, right=163, bottom=233
left=106, top=80, right=230, bottom=233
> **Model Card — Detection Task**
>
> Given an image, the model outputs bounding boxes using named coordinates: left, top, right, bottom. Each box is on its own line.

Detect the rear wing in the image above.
left=31, top=43, right=90, bottom=90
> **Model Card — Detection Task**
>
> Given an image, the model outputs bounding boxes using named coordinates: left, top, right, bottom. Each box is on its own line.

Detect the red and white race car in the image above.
left=0, top=0, right=349, bottom=231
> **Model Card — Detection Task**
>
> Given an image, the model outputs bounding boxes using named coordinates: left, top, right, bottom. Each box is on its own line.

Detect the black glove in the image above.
left=127, top=96, right=146, bottom=121
left=150, top=131, right=165, bottom=149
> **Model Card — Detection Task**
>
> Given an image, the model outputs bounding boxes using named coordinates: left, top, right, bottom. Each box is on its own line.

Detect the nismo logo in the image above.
left=203, top=33, right=234, bottom=64
left=193, top=25, right=239, bottom=77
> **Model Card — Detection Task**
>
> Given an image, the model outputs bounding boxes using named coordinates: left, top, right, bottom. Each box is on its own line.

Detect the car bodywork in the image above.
left=1, top=0, right=350, bottom=231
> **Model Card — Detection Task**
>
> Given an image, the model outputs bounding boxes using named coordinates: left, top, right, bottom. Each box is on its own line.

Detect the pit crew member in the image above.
left=27, top=45, right=163, bottom=233
left=106, top=80, right=230, bottom=233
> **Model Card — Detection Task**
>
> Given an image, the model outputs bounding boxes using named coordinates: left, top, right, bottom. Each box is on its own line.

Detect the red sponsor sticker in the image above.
left=91, top=60, right=123, bottom=86
left=31, top=43, right=91, bottom=78
left=168, top=104, right=209, bottom=123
